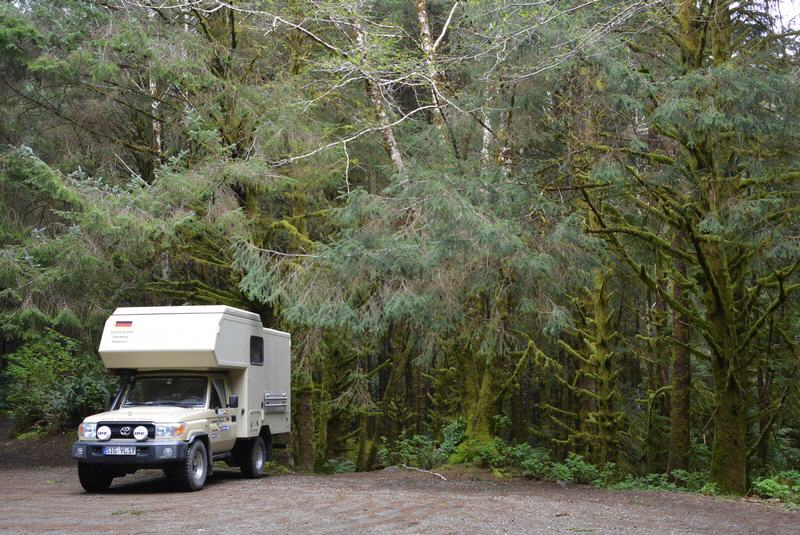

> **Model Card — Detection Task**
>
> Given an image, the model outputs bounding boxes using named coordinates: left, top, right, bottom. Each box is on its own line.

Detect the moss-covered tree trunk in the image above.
left=667, top=256, right=691, bottom=474
left=547, top=260, right=623, bottom=465
left=705, top=238, right=748, bottom=494
left=294, top=376, right=315, bottom=471
left=467, top=354, right=496, bottom=442
left=755, top=336, right=774, bottom=472
left=586, top=267, right=620, bottom=466
left=413, top=365, right=426, bottom=435
left=644, top=280, right=670, bottom=473
left=355, top=414, right=371, bottom=471
left=710, top=356, right=748, bottom=493
left=451, top=349, right=500, bottom=462
left=454, top=291, right=510, bottom=459
left=378, top=329, right=413, bottom=448
left=458, top=344, right=480, bottom=433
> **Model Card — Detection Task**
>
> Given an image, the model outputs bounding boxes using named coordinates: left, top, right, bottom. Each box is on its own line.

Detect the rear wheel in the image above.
left=78, top=462, right=113, bottom=493
left=240, top=437, right=268, bottom=478
left=173, top=440, right=208, bottom=491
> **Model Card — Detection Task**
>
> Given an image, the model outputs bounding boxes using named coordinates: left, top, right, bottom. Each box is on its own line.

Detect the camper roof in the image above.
left=98, top=306, right=282, bottom=370
left=113, top=305, right=261, bottom=323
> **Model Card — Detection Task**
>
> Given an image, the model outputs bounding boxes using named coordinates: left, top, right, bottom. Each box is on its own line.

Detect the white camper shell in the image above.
left=72, top=306, right=290, bottom=492
left=99, top=306, right=291, bottom=437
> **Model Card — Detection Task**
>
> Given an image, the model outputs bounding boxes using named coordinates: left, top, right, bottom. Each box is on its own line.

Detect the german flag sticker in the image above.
left=115, top=320, right=133, bottom=328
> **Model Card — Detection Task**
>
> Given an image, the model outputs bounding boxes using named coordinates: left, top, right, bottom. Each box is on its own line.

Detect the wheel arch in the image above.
left=188, top=432, right=211, bottom=465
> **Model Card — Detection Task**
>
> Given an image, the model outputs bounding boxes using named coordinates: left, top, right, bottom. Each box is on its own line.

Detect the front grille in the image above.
left=98, top=422, right=155, bottom=439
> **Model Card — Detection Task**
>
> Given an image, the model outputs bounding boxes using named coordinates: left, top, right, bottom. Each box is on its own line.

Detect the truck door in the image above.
left=209, top=377, right=236, bottom=452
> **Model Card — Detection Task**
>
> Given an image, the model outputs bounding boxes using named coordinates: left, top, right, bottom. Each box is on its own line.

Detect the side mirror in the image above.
left=228, top=394, right=239, bottom=409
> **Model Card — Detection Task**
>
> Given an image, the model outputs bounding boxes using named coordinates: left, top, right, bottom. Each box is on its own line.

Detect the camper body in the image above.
left=72, top=306, right=290, bottom=492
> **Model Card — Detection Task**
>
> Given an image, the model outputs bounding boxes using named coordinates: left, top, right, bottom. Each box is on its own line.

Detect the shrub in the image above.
left=699, top=482, right=720, bottom=496
left=779, top=471, right=800, bottom=485
left=378, top=433, right=437, bottom=468
left=752, top=477, right=792, bottom=499
left=492, top=414, right=511, bottom=433
left=519, top=448, right=552, bottom=479
left=434, top=418, right=465, bottom=465
left=3, top=330, right=116, bottom=431
left=473, top=437, right=506, bottom=468
left=320, top=457, right=355, bottom=474
left=609, top=470, right=713, bottom=492
left=670, top=469, right=709, bottom=491
left=564, top=453, right=600, bottom=484
left=751, top=472, right=800, bottom=502
left=459, top=441, right=616, bottom=486
left=549, top=462, right=573, bottom=483
left=400, top=434, right=438, bottom=468
left=503, top=442, right=536, bottom=465
left=611, top=473, right=676, bottom=492
left=593, top=462, right=619, bottom=487
left=379, top=418, right=466, bottom=469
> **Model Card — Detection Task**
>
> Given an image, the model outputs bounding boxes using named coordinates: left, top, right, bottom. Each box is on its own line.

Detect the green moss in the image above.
left=15, top=429, right=47, bottom=441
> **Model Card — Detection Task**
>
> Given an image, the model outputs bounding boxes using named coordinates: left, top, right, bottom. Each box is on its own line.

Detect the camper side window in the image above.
left=250, top=336, right=264, bottom=366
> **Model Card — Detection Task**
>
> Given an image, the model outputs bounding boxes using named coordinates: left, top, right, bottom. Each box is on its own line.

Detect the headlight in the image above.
left=155, top=423, right=187, bottom=438
left=78, top=422, right=97, bottom=439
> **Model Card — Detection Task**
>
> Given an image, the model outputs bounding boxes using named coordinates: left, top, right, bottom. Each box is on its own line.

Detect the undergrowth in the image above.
left=376, top=418, right=800, bottom=504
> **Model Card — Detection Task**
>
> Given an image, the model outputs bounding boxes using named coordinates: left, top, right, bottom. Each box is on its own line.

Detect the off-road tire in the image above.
left=78, top=462, right=113, bottom=493
left=173, top=440, right=208, bottom=491
left=240, top=436, right=268, bottom=479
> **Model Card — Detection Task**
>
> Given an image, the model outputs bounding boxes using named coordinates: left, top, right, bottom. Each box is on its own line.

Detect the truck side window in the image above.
left=211, top=378, right=227, bottom=409
left=209, top=383, right=223, bottom=409
left=250, top=336, right=264, bottom=366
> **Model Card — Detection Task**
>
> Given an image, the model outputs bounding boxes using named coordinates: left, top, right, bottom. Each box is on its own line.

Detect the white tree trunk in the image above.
left=354, top=21, right=405, bottom=173
left=416, top=0, right=448, bottom=140
left=148, top=9, right=162, bottom=161
left=497, top=84, right=515, bottom=177
left=480, top=92, right=494, bottom=168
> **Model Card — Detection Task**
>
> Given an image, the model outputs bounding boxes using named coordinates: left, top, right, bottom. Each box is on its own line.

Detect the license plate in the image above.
left=103, top=446, right=136, bottom=456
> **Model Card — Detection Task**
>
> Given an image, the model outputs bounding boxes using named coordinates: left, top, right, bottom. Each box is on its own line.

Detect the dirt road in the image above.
left=0, top=463, right=797, bottom=535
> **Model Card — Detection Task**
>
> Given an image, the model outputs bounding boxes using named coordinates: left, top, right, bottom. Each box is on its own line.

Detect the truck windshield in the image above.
left=122, top=377, right=207, bottom=408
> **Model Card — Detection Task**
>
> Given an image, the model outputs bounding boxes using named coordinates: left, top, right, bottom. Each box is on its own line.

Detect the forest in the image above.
left=1, top=0, right=799, bottom=498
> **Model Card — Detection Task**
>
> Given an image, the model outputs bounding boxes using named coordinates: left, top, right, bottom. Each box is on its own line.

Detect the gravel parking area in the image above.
left=0, top=463, right=797, bottom=534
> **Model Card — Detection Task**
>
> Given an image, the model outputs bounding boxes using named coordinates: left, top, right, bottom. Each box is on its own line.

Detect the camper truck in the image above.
left=71, top=306, right=290, bottom=492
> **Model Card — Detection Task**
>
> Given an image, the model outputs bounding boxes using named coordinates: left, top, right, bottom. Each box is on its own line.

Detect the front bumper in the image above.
left=72, top=440, right=188, bottom=465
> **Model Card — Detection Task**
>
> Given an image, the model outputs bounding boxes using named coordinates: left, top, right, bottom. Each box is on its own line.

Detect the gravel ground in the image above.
left=0, top=463, right=798, bottom=535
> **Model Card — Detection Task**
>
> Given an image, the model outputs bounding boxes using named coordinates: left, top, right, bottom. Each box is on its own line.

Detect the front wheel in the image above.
left=172, top=440, right=208, bottom=491
left=240, top=437, right=267, bottom=478
left=78, top=462, right=113, bottom=493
